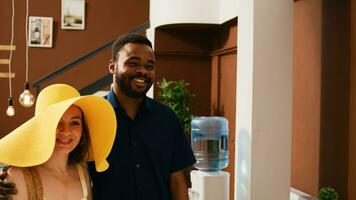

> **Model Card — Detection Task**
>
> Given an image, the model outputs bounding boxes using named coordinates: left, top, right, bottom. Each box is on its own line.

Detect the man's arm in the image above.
left=0, top=166, right=17, bottom=200
left=169, top=170, right=189, bottom=200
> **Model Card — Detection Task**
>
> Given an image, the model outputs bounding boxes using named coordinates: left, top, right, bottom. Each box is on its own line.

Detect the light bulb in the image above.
left=6, top=97, right=15, bottom=117
left=19, top=89, right=35, bottom=107
left=19, top=82, right=35, bottom=107
left=6, top=105, right=15, bottom=116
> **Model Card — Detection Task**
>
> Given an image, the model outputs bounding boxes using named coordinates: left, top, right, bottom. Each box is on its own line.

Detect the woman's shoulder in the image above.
left=7, top=166, right=25, bottom=182
left=7, top=166, right=28, bottom=199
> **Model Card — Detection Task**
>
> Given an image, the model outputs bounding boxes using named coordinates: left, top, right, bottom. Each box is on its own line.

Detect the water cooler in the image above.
left=190, top=117, right=230, bottom=200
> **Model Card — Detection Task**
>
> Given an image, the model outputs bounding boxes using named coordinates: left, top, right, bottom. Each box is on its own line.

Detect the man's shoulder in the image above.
left=146, top=97, right=164, bottom=108
left=146, top=97, right=176, bottom=115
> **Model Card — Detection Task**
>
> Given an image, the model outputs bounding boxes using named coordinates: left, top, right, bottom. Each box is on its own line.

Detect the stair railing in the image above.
left=32, top=21, right=150, bottom=95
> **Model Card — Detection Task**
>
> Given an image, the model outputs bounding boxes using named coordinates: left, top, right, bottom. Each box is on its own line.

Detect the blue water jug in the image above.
left=191, top=116, right=228, bottom=171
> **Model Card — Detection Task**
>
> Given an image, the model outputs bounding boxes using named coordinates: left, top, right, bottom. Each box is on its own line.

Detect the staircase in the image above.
left=290, top=188, right=317, bottom=200
left=0, top=45, right=16, bottom=79
left=31, top=21, right=149, bottom=96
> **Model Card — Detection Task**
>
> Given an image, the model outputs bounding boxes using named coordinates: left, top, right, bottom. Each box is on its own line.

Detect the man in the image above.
left=0, top=33, right=196, bottom=200
left=88, top=33, right=195, bottom=200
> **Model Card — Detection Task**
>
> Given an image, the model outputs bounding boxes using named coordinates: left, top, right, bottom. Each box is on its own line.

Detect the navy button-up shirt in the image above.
left=88, top=91, right=196, bottom=200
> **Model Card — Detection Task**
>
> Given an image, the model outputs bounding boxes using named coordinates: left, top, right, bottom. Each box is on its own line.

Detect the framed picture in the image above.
left=61, top=0, right=85, bottom=30
left=28, top=16, right=53, bottom=48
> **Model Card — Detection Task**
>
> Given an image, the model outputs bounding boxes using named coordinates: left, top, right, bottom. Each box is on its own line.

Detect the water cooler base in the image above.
left=190, top=170, right=230, bottom=200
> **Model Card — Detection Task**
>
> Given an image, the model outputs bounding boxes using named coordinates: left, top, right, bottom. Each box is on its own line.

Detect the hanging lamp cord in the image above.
left=25, top=0, right=29, bottom=82
left=8, top=0, right=15, bottom=98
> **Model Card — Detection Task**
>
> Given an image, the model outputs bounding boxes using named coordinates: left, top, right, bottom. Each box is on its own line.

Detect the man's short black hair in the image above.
left=112, top=33, right=153, bottom=60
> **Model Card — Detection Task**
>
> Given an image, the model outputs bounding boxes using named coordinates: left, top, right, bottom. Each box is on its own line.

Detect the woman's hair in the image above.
left=68, top=108, right=90, bottom=164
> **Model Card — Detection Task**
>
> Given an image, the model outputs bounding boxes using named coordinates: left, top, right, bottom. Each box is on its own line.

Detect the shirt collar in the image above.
left=106, top=90, right=152, bottom=112
left=106, top=90, right=121, bottom=109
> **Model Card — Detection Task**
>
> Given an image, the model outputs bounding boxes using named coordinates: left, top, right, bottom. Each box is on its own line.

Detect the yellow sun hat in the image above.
left=0, top=84, right=117, bottom=172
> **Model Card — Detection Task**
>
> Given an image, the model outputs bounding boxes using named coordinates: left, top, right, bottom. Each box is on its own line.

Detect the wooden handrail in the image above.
left=32, top=21, right=150, bottom=94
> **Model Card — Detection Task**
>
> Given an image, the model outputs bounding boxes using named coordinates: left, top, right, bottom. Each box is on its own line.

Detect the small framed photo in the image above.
left=28, top=16, right=53, bottom=48
left=61, top=0, right=85, bottom=30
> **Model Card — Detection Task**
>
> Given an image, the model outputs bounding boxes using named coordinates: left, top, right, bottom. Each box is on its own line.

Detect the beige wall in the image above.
left=0, top=0, right=149, bottom=137
left=349, top=0, right=356, bottom=199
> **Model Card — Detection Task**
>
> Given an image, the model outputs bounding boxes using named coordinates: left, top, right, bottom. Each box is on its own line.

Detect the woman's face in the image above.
left=55, top=105, right=83, bottom=155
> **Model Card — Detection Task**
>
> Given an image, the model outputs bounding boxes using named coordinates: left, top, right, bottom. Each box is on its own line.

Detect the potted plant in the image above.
left=318, top=187, right=339, bottom=200
left=156, top=78, right=194, bottom=135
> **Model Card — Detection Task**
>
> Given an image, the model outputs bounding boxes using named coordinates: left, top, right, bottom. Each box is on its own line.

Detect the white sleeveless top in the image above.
left=23, top=164, right=89, bottom=200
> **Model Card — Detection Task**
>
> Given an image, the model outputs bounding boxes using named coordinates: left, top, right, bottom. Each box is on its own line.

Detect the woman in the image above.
left=0, top=84, right=117, bottom=200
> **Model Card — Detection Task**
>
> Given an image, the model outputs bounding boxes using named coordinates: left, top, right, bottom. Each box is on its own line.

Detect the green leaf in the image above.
left=157, top=79, right=195, bottom=134
left=318, top=187, right=339, bottom=200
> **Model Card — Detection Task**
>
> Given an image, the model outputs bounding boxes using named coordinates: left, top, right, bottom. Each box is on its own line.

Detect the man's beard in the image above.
left=116, top=75, right=153, bottom=98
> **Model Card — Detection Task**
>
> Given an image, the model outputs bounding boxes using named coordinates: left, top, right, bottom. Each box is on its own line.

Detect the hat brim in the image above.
left=0, top=96, right=116, bottom=172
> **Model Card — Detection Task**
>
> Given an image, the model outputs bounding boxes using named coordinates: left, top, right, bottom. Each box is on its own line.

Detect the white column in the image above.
left=235, top=0, right=293, bottom=200
left=150, top=0, right=219, bottom=28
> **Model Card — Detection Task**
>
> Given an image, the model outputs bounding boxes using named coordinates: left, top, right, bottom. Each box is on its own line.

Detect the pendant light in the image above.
left=6, top=0, right=15, bottom=116
left=6, top=97, right=15, bottom=117
left=19, top=0, right=35, bottom=107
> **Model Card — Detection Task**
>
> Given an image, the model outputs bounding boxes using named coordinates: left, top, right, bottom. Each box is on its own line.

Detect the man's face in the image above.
left=111, top=43, right=156, bottom=98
